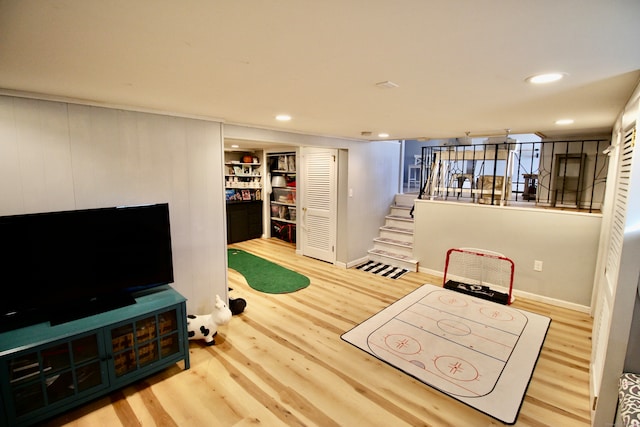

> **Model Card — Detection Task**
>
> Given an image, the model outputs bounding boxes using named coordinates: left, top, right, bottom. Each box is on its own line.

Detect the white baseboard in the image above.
left=419, top=267, right=591, bottom=313
left=346, top=256, right=369, bottom=269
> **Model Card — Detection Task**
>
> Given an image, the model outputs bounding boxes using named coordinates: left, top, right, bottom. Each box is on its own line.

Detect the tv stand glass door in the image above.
left=8, top=332, right=107, bottom=419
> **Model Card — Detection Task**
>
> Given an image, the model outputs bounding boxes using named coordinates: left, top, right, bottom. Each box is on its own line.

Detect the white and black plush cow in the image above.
left=187, top=295, right=232, bottom=346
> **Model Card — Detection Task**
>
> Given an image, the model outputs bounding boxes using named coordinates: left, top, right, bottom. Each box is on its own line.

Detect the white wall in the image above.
left=413, top=200, right=601, bottom=308
left=0, top=96, right=402, bottom=322
left=344, top=140, right=402, bottom=264
left=0, top=96, right=228, bottom=314
left=224, top=124, right=402, bottom=265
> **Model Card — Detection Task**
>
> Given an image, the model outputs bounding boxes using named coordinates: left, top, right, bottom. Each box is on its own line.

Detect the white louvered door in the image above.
left=300, top=147, right=337, bottom=263
left=590, top=125, right=636, bottom=425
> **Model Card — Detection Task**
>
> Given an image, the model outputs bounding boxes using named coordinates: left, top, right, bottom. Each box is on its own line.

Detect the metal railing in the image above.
left=416, top=139, right=610, bottom=213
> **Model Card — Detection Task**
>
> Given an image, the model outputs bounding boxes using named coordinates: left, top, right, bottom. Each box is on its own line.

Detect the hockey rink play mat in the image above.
left=341, top=284, right=550, bottom=424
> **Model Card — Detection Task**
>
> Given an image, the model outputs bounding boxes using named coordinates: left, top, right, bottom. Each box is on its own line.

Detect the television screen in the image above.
left=0, top=203, right=174, bottom=332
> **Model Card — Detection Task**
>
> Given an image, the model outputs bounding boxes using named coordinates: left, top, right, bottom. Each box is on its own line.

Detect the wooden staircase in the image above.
left=367, top=194, right=418, bottom=272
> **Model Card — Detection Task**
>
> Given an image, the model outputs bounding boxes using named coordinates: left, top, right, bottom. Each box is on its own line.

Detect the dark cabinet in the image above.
left=226, top=201, right=263, bottom=243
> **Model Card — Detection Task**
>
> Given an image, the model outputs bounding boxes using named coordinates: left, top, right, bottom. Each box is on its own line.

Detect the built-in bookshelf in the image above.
left=268, top=152, right=297, bottom=243
left=224, top=151, right=262, bottom=203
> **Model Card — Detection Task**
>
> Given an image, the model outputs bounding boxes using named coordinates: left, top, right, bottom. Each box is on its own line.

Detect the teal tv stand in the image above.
left=0, top=285, right=189, bottom=427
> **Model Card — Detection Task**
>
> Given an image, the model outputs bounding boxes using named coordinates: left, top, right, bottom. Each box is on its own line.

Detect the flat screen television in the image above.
left=0, top=203, right=174, bottom=332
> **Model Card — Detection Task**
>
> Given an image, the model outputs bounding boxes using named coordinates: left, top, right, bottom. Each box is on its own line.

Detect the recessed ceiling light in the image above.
left=526, top=72, right=567, bottom=84
left=276, top=114, right=292, bottom=121
left=378, top=133, right=390, bottom=138
left=555, top=119, right=574, bottom=125
left=376, top=81, right=399, bottom=89
left=231, top=144, right=240, bottom=148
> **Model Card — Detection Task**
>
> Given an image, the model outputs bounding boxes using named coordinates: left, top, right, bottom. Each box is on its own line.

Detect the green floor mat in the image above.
left=227, top=248, right=310, bottom=294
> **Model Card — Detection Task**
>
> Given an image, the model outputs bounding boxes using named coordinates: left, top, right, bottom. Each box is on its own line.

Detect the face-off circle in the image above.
left=384, top=334, right=421, bottom=355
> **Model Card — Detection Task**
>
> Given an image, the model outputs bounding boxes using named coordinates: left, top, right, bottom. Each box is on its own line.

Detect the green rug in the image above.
left=227, top=249, right=310, bottom=294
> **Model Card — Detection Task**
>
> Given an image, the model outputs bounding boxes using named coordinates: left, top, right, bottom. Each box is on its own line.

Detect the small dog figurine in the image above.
left=187, top=295, right=232, bottom=345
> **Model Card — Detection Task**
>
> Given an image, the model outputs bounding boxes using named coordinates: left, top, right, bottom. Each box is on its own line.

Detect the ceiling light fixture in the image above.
left=275, top=114, right=292, bottom=121
left=555, top=119, right=574, bottom=125
left=231, top=144, right=239, bottom=148
left=525, top=72, right=566, bottom=84
left=376, top=81, right=399, bottom=89
left=378, top=133, right=390, bottom=138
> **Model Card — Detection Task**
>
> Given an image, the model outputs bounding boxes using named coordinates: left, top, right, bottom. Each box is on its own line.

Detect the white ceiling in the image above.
left=1, top=0, right=639, bottom=141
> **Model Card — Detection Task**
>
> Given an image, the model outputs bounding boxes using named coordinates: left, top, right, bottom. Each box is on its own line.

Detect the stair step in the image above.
left=394, top=203, right=413, bottom=209
left=373, top=237, right=413, bottom=258
left=379, top=227, right=413, bottom=244
left=394, top=194, right=417, bottom=207
left=389, top=204, right=413, bottom=218
left=393, top=203, right=412, bottom=209
left=385, top=214, right=414, bottom=222
left=368, top=249, right=418, bottom=272
left=368, top=248, right=417, bottom=262
left=363, top=193, right=419, bottom=274
left=373, top=237, right=412, bottom=248
left=380, top=225, right=413, bottom=235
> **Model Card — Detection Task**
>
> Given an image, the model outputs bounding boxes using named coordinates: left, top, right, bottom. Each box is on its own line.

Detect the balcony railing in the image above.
left=417, top=139, right=610, bottom=213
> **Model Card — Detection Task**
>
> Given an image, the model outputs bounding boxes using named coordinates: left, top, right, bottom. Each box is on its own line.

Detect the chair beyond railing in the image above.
left=417, top=139, right=610, bottom=212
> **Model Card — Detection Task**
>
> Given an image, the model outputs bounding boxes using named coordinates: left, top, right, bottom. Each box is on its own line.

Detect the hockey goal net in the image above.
left=443, top=248, right=515, bottom=305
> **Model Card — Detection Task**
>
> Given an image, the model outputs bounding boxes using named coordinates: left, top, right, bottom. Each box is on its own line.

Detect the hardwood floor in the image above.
left=46, top=238, right=592, bottom=426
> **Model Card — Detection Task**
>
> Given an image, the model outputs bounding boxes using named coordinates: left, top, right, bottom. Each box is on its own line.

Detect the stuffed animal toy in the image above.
left=228, top=287, right=247, bottom=315
left=187, top=295, right=232, bottom=346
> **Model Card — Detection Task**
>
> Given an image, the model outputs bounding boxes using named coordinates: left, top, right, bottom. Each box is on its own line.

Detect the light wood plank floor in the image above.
left=46, top=238, right=592, bottom=426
